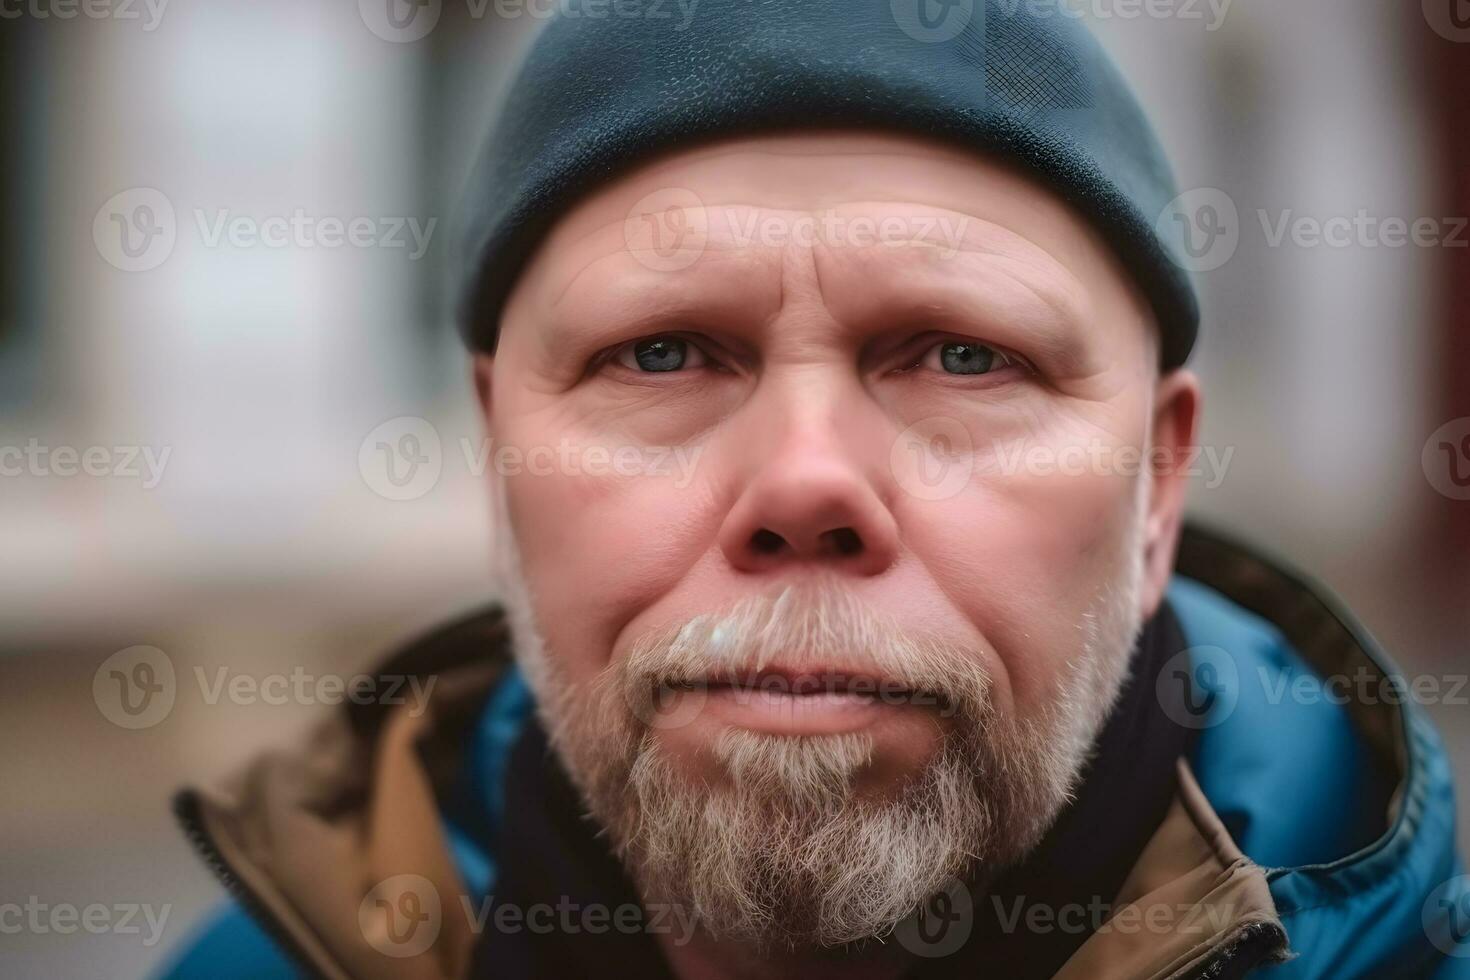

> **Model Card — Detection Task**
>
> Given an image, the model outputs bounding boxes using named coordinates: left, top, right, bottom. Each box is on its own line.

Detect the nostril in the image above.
left=750, top=529, right=786, bottom=555
left=823, top=527, right=864, bottom=556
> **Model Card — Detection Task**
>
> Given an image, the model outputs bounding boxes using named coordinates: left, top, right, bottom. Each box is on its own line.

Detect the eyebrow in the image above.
left=539, top=246, right=785, bottom=352
left=538, top=212, right=1097, bottom=374
left=812, top=241, right=1097, bottom=374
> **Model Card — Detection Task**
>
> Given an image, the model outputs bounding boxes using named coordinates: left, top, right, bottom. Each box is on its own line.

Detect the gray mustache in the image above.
left=613, top=583, right=993, bottom=724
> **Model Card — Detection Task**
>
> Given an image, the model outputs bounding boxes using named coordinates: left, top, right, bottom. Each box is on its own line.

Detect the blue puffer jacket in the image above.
left=158, top=526, right=1470, bottom=978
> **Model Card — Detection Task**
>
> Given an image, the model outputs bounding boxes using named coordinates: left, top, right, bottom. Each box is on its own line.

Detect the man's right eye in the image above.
left=613, top=336, right=709, bottom=373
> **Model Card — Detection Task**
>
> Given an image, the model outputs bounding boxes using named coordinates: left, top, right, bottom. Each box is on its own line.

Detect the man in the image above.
left=163, top=1, right=1467, bottom=977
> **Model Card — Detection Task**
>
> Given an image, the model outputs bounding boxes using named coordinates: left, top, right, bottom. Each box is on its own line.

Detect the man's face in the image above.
left=477, top=130, right=1197, bottom=947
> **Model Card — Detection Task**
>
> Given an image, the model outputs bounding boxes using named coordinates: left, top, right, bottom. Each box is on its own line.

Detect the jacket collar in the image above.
left=1173, top=526, right=1463, bottom=976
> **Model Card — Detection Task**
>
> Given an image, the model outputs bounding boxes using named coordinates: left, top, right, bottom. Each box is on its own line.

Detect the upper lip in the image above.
left=676, top=665, right=916, bottom=698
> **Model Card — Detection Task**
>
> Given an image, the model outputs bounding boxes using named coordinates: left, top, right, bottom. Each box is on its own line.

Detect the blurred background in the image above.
left=1, top=1, right=1467, bottom=976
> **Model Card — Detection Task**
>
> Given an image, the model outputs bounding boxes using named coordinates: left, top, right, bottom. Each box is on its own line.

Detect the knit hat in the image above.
left=458, top=0, right=1199, bottom=367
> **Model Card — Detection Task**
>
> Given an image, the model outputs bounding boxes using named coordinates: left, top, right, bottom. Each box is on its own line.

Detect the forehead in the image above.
left=503, top=129, right=1154, bottom=355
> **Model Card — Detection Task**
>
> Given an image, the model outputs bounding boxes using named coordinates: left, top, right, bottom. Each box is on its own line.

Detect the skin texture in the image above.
left=474, top=129, right=1200, bottom=979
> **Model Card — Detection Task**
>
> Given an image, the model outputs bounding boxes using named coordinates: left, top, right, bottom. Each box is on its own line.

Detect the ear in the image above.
left=473, top=353, right=495, bottom=425
left=1138, top=368, right=1202, bottom=620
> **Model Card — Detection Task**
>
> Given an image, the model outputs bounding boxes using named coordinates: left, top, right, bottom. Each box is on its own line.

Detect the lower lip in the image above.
left=694, top=685, right=903, bottom=735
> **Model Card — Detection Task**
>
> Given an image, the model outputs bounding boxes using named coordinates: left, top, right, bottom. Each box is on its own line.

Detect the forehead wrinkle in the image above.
left=811, top=232, right=1092, bottom=337
left=542, top=200, right=826, bottom=313
left=543, top=236, right=784, bottom=320
left=537, top=189, right=1097, bottom=348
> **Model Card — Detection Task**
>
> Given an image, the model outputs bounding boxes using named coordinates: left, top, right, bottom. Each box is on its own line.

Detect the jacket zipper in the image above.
left=173, top=790, right=333, bottom=980
left=1190, top=919, right=1290, bottom=979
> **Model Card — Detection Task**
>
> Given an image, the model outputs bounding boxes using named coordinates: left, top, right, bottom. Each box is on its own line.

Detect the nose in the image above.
left=717, top=415, right=900, bottom=577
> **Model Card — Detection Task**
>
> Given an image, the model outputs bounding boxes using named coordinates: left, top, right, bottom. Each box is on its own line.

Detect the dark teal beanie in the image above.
left=459, top=0, right=1199, bottom=367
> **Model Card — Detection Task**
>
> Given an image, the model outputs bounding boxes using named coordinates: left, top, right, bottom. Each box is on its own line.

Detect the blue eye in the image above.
left=941, top=342, right=993, bottom=374
left=615, top=336, right=708, bottom=373
left=921, top=340, right=1015, bottom=376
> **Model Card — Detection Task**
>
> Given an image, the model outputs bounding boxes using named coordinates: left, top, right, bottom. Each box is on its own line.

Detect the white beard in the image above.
left=488, top=476, right=1149, bottom=950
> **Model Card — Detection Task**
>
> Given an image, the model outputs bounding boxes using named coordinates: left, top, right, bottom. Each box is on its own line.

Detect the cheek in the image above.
left=900, top=430, right=1144, bottom=713
left=500, top=437, right=718, bottom=685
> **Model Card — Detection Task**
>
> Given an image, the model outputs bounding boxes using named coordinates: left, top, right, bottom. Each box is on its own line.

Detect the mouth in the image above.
left=658, top=666, right=946, bottom=735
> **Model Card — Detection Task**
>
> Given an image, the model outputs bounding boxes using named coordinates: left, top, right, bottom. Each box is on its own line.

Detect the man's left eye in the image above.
left=919, top=340, right=1017, bottom=376
left=613, top=336, right=710, bottom=373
